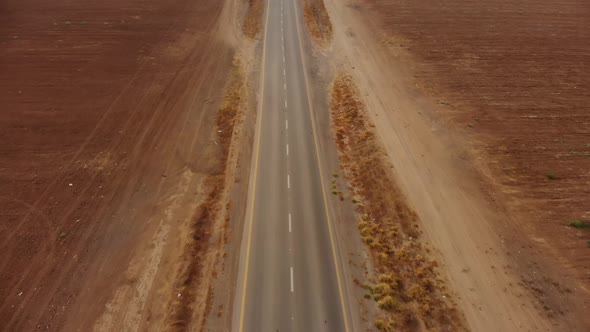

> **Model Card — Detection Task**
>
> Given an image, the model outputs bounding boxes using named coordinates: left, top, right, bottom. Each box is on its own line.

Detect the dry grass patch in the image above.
left=243, top=0, right=263, bottom=38
left=331, top=73, right=466, bottom=331
left=303, top=0, right=333, bottom=44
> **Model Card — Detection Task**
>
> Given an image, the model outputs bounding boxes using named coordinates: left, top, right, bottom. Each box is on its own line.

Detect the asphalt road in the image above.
left=232, top=0, right=351, bottom=330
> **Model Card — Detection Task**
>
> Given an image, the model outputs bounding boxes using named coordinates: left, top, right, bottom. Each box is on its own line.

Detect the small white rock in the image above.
left=68, top=183, right=73, bottom=187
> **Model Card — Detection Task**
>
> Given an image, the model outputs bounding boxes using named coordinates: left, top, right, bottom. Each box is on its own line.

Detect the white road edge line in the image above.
left=289, top=213, right=292, bottom=232
left=290, top=267, right=294, bottom=292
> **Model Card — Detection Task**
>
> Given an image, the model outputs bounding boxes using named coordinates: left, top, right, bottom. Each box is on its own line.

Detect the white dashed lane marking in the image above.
left=290, top=267, right=294, bottom=292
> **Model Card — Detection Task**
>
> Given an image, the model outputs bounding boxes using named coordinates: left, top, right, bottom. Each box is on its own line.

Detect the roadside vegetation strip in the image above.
left=303, top=0, right=333, bottom=44
left=330, top=73, right=467, bottom=332
left=243, top=0, right=263, bottom=38
left=168, top=59, right=247, bottom=330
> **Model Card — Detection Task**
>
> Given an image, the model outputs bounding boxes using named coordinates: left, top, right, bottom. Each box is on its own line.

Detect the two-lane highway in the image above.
left=232, top=0, right=351, bottom=330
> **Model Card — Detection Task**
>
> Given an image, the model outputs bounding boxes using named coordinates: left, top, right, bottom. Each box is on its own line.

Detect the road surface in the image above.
left=232, top=0, right=352, bottom=330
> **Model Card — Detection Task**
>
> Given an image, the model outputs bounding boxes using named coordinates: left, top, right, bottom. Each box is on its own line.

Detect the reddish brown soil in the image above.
left=0, top=0, right=234, bottom=329
left=359, top=0, right=590, bottom=297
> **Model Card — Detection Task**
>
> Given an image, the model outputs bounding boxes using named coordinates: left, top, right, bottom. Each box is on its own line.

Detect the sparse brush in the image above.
left=363, top=235, right=374, bottom=245
left=374, top=318, right=394, bottom=332
left=387, top=229, right=399, bottom=238
left=374, top=319, right=387, bottom=331
left=373, top=283, right=393, bottom=298
left=378, top=273, right=398, bottom=285
left=377, top=295, right=398, bottom=310
left=357, top=221, right=368, bottom=230
left=331, top=73, right=464, bottom=329
left=359, top=226, right=371, bottom=237
left=408, top=284, right=426, bottom=300
left=395, top=248, right=409, bottom=261
left=369, top=240, right=382, bottom=250
left=415, top=267, right=426, bottom=278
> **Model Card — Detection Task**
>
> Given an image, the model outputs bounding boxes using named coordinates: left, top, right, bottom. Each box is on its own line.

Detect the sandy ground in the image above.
left=314, top=0, right=590, bottom=330
left=0, top=0, right=252, bottom=329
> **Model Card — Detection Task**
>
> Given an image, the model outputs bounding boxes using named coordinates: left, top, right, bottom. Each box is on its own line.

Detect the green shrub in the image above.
left=567, top=220, right=590, bottom=229
left=545, top=171, right=558, bottom=180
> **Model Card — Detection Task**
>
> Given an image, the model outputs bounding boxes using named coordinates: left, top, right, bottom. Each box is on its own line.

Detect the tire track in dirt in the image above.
left=0, top=0, right=235, bottom=329
left=1, top=18, right=226, bottom=329
left=0, top=0, right=195, bottom=247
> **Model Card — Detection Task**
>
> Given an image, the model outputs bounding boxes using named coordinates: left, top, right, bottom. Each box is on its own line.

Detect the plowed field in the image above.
left=360, top=0, right=590, bottom=292
left=0, top=0, right=235, bottom=329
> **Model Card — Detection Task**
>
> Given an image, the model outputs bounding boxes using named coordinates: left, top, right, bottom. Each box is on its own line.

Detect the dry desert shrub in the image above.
left=303, top=0, right=333, bottom=44
left=243, top=0, right=263, bottom=38
left=331, top=73, right=466, bottom=331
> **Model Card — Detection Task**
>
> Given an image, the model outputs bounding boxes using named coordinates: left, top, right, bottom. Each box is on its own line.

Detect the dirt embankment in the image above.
left=302, top=0, right=333, bottom=44
left=165, top=59, right=248, bottom=330
left=0, top=0, right=245, bottom=329
left=331, top=73, right=466, bottom=332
